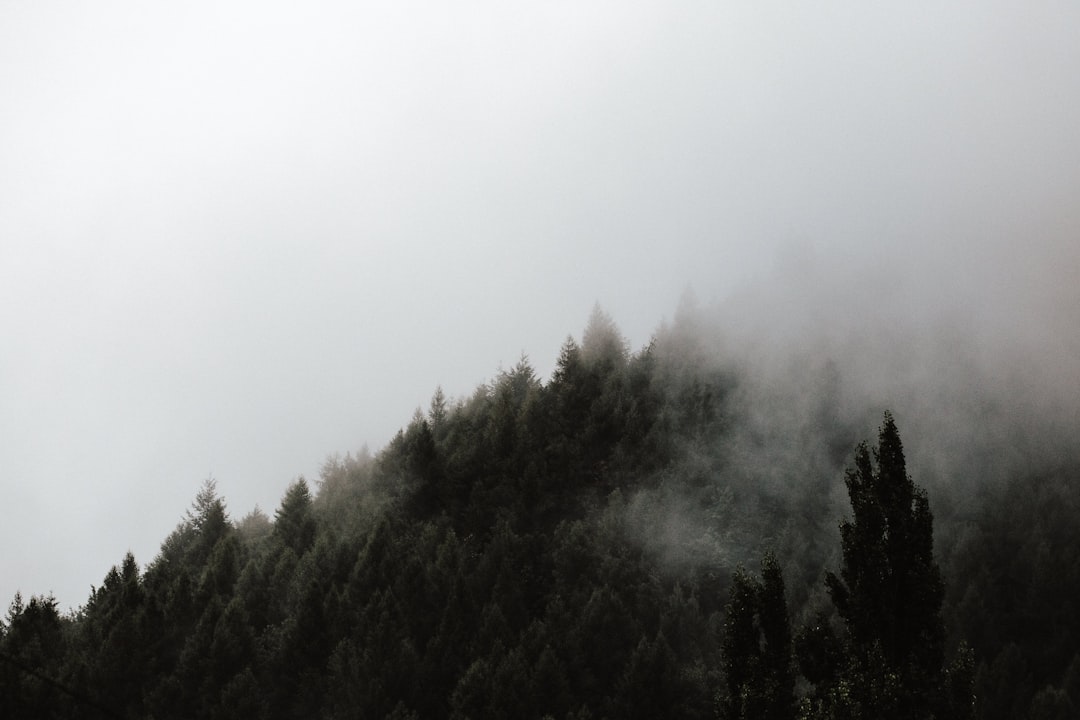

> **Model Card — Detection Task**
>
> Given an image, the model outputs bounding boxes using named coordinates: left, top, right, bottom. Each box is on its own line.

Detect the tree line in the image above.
left=2, top=306, right=1077, bottom=718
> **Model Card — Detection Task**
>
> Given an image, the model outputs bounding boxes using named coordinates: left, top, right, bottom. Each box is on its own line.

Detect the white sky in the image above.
left=2, top=1, right=1079, bottom=610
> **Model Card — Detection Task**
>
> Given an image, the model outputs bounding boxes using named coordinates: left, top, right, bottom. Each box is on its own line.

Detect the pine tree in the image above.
left=429, top=385, right=449, bottom=439
left=581, top=303, right=628, bottom=370
left=186, top=476, right=231, bottom=567
left=274, top=478, right=317, bottom=555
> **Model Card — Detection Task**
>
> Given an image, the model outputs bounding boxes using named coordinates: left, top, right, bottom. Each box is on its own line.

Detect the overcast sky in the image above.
left=3, top=2, right=1079, bottom=610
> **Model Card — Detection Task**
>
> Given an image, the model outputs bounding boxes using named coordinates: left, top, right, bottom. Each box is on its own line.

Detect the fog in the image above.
left=2, top=2, right=1078, bottom=610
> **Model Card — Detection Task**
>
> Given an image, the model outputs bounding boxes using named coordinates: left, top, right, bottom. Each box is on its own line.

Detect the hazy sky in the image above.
left=3, top=2, right=1079, bottom=610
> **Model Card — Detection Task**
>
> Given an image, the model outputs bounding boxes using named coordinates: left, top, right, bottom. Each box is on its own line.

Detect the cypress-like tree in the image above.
left=819, top=411, right=964, bottom=719
left=719, top=553, right=795, bottom=720
left=759, top=554, right=796, bottom=718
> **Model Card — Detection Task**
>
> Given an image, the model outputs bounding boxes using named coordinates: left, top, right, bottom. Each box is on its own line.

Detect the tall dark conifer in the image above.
left=819, top=412, right=964, bottom=719
left=274, top=478, right=317, bottom=555
left=719, top=553, right=795, bottom=720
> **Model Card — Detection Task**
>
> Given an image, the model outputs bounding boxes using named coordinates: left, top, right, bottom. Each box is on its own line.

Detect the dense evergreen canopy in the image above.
left=1, top=308, right=1076, bottom=719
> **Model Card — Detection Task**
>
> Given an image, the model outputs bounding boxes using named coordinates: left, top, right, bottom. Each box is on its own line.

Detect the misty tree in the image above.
left=274, top=477, right=317, bottom=555
left=718, top=552, right=796, bottom=720
left=545, top=336, right=591, bottom=491
left=429, top=385, right=448, bottom=439
left=581, top=302, right=628, bottom=371
left=184, top=476, right=231, bottom=567
left=188, top=476, right=228, bottom=531
left=810, top=411, right=972, bottom=719
left=236, top=505, right=273, bottom=545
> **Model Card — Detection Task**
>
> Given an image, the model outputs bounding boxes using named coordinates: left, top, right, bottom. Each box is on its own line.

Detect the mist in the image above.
left=3, top=1, right=1079, bottom=617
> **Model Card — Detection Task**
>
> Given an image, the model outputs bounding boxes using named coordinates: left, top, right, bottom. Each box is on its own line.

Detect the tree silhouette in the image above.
left=718, top=553, right=795, bottom=720
left=815, top=412, right=969, bottom=719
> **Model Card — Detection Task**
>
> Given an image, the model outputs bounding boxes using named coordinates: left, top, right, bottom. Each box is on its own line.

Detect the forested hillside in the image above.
left=2, top=304, right=1078, bottom=719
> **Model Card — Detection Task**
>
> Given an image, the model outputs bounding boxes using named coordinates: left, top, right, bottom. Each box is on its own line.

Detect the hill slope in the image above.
left=2, top=303, right=1078, bottom=719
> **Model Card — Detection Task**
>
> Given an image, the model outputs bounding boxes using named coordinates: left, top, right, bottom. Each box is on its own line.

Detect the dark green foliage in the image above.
left=1, top=309, right=1071, bottom=719
left=186, top=476, right=231, bottom=566
left=807, top=413, right=971, bottom=720
left=795, top=613, right=844, bottom=690
left=948, top=467, right=1080, bottom=719
left=71, top=553, right=149, bottom=717
left=273, top=478, right=316, bottom=554
left=0, top=593, right=74, bottom=718
left=718, top=553, right=796, bottom=720
left=825, top=414, right=944, bottom=674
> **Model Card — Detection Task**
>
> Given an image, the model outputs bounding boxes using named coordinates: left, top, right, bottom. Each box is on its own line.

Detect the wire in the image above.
left=0, top=650, right=124, bottom=719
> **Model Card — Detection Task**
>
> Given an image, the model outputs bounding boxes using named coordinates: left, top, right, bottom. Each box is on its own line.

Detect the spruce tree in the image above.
left=274, top=478, right=317, bottom=555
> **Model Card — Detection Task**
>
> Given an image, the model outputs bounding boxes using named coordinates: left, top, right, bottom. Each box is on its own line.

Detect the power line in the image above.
left=0, top=650, right=124, bottom=719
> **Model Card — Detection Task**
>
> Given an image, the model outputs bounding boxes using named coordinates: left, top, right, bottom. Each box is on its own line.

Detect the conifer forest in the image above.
left=2, top=303, right=1077, bottom=719
left=5, top=1, right=1080, bottom=717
